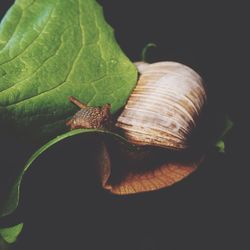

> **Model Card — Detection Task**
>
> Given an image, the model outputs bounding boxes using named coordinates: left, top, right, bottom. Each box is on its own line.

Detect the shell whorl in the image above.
left=116, top=61, right=207, bottom=150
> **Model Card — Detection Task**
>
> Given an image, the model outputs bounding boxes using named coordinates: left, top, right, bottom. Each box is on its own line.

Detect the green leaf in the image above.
left=215, top=140, right=225, bottom=153
left=0, top=129, right=128, bottom=217
left=0, top=0, right=137, bottom=141
left=215, top=115, right=234, bottom=153
left=0, top=223, right=23, bottom=244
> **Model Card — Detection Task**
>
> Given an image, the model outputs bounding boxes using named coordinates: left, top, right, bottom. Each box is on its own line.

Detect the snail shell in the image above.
left=116, top=61, right=207, bottom=150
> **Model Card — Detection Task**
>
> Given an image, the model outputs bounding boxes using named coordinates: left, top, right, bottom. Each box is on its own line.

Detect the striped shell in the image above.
left=116, top=61, right=207, bottom=150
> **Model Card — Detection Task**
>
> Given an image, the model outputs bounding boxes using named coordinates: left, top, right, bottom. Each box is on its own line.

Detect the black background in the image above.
left=0, top=1, right=248, bottom=250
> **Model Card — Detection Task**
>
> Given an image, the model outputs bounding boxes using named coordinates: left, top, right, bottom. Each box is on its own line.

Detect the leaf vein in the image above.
left=6, top=73, right=128, bottom=108
left=0, top=28, right=67, bottom=95
left=0, top=7, right=23, bottom=53
left=0, top=2, right=56, bottom=67
left=4, top=0, right=85, bottom=108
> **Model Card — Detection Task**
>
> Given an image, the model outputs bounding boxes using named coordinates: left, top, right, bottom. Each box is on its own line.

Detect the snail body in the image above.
left=116, top=61, right=207, bottom=150
left=66, top=96, right=111, bottom=129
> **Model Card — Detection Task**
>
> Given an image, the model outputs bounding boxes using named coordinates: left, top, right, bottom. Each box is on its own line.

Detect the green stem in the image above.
left=141, top=43, right=157, bottom=62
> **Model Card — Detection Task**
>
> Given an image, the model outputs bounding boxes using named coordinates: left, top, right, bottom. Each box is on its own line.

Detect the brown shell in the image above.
left=116, top=61, right=207, bottom=150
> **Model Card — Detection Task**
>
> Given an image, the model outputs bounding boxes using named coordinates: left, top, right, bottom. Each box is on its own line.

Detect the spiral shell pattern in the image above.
left=116, top=61, right=207, bottom=150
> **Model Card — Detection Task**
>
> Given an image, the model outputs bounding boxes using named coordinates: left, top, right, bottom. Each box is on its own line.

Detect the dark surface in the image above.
left=0, top=1, right=248, bottom=250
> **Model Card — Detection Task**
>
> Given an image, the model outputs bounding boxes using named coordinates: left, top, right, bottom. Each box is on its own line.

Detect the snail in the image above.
left=66, top=61, right=207, bottom=195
